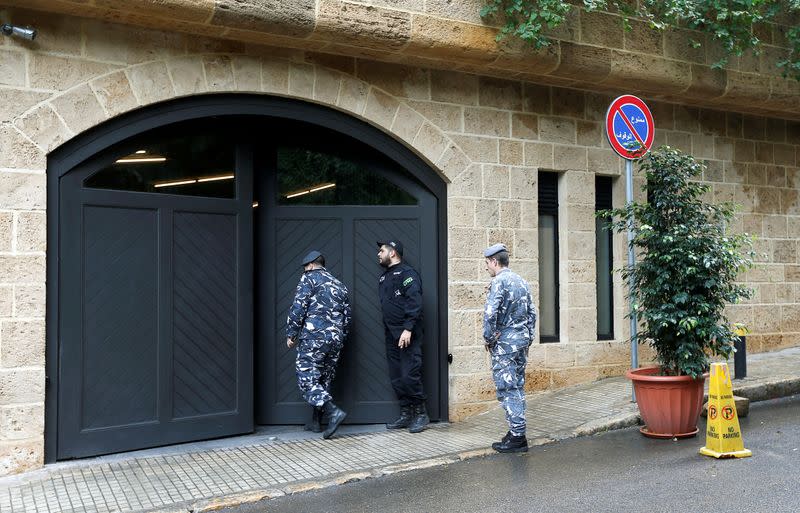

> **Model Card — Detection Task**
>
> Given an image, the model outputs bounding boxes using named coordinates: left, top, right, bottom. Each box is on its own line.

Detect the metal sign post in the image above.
left=605, top=95, right=655, bottom=402
left=625, top=158, right=638, bottom=376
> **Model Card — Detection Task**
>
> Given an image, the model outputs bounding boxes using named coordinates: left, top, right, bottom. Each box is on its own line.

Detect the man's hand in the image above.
left=484, top=332, right=500, bottom=352
left=398, top=329, right=412, bottom=349
left=287, top=337, right=296, bottom=349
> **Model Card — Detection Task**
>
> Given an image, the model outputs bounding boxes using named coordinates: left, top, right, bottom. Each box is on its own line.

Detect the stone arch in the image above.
left=43, top=69, right=460, bottom=461
left=12, top=55, right=472, bottom=184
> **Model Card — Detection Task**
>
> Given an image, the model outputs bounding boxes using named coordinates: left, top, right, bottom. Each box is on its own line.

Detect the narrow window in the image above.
left=538, top=172, right=559, bottom=343
left=596, top=176, right=614, bottom=340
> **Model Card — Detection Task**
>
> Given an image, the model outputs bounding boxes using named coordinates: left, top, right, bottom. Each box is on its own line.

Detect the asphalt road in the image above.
left=224, top=395, right=800, bottom=513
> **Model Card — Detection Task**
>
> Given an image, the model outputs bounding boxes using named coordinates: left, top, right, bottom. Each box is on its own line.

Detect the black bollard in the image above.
left=733, top=335, right=747, bottom=380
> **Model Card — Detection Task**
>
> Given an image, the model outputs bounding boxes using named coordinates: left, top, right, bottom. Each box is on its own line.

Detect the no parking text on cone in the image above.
left=699, top=362, right=752, bottom=459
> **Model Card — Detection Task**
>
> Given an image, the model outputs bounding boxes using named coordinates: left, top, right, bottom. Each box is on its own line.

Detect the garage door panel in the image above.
left=59, top=193, right=253, bottom=459
left=82, top=206, right=159, bottom=430
left=352, top=219, right=419, bottom=404
left=258, top=205, right=438, bottom=424
left=271, top=218, right=343, bottom=407
left=172, top=212, right=238, bottom=419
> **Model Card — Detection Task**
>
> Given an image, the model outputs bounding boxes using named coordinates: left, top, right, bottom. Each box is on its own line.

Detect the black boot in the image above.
left=304, top=406, right=323, bottom=433
left=491, top=431, right=512, bottom=451
left=493, top=432, right=528, bottom=453
left=386, top=406, right=413, bottom=429
left=408, top=403, right=429, bottom=433
left=322, top=401, right=346, bottom=439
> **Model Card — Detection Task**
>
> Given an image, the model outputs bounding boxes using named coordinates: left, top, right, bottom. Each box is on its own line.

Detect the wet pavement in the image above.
left=0, top=347, right=798, bottom=513
left=229, top=395, right=800, bottom=513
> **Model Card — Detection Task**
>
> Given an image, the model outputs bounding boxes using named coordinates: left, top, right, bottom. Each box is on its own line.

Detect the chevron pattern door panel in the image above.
left=173, top=212, right=238, bottom=419
left=257, top=219, right=343, bottom=420
left=351, top=219, right=420, bottom=404
left=257, top=208, right=437, bottom=424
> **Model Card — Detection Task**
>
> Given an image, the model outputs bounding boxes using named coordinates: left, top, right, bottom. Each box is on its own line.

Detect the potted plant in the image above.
left=599, top=147, right=755, bottom=438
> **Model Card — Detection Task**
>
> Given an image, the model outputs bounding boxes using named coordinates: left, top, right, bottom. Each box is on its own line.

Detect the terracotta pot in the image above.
left=626, top=367, right=707, bottom=439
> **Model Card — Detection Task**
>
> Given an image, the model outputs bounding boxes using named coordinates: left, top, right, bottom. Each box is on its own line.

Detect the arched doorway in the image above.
left=46, top=95, right=447, bottom=461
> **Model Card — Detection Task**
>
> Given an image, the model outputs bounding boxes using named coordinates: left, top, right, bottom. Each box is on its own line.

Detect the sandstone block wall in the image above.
left=4, top=0, right=799, bottom=121
left=0, top=6, right=797, bottom=474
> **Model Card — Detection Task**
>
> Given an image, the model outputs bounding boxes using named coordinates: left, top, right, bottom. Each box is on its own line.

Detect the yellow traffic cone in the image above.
left=699, top=362, right=752, bottom=459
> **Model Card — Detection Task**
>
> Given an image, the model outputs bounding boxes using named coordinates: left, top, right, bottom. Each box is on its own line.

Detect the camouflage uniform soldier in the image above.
left=482, top=243, right=537, bottom=453
left=286, top=250, right=351, bottom=439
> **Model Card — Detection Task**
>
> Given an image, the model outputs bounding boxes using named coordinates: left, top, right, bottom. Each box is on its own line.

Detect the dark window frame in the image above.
left=595, top=176, right=615, bottom=341
left=538, top=171, right=560, bottom=343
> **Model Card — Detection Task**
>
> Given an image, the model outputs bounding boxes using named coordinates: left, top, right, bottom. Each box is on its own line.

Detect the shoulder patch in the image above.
left=403, top=277, right=414, bottom=286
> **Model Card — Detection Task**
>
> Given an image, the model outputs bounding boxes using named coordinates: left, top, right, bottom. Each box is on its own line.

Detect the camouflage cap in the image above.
left=301, top=250, right=323, bottom=266
left=483, top=243, right=508, bottom=258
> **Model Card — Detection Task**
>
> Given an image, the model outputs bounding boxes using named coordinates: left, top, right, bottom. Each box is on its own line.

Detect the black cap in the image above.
left=300, top=250, right=323, bottom=266
left=377, top=239, right=403, bottom=256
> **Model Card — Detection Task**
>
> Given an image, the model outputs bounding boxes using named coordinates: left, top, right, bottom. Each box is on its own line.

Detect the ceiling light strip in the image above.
left=285, top=182, right=336, bottom=199
left=153, top=179, right=197, bottom=188
left=197, top=174, right=235, bottom=183
left=116, top=157, right=167, bottom=164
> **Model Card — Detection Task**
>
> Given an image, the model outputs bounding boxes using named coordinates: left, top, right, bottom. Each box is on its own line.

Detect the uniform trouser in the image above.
left=384, top=327, right=426, bottom=407
left=490, top=347, right=528, bottom=437
left=296, top=338, right=343, bottom=407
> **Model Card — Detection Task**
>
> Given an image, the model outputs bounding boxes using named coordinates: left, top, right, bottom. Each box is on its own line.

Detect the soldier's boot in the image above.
left=304, top=406, right=323, bottom=433
left=491, top=431, right=512, bottom=451
left=408, top=403, right=429, bottom=433
left=322, top=401, right=346, bottom=439
left=493, top=432, right=528, bottom=453
left=386, top=406, right=413, bottom=429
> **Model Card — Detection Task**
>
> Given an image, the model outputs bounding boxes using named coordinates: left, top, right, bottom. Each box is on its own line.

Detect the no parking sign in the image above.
left=605, top=95, right=654, bottom=159
left=607, top=94, right=655, bottom=400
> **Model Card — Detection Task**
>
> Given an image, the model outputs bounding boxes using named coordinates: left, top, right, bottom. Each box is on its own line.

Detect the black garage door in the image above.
left=57, top=123, right=255, bottom=459
left=255, top=139, right=440, bottom=423
left=49, top=99, right=446, bottom=461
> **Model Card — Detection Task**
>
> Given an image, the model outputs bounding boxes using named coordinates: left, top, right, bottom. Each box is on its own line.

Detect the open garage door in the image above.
left=255, top=138, right=441, bottom=424
left=48, top=97, right=447, bottom=461
left=56, top=123, right=254, bottom=459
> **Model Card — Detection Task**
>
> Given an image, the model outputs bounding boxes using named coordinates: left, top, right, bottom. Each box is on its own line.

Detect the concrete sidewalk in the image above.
left=2, top=347, right=798, bottom=513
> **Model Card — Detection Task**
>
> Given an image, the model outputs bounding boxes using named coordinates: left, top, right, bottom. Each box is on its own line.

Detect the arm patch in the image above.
left=403, top=277, right=414, bottom=287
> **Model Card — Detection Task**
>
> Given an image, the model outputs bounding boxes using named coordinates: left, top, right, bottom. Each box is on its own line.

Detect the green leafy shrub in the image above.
left=599, top=147, right=755, bottom=378
left=480, top=0, right=800, bottom=79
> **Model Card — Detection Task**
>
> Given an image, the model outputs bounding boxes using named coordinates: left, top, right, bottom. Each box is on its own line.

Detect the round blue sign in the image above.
left=605, top=95, right=655, bottom=159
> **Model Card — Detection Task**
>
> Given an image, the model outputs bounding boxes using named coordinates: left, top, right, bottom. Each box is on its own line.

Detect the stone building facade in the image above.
left=0, top=1, right=798, bottom=475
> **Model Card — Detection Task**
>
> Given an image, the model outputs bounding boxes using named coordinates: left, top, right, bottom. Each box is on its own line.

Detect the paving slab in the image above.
left=1, top=346, right=798, bottom=513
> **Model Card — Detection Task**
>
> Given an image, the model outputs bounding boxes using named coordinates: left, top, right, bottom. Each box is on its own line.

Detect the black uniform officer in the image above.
left=377, top=239, right=429, bottom=433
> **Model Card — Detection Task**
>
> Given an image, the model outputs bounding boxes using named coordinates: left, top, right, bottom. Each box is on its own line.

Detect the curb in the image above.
left=144, top=439, right=555, bottom=513
left=573, top=411, right=642, bottom=437
left=733, top=377, right=800, bottom=402
left=146, top=377, right=799, bottom=513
